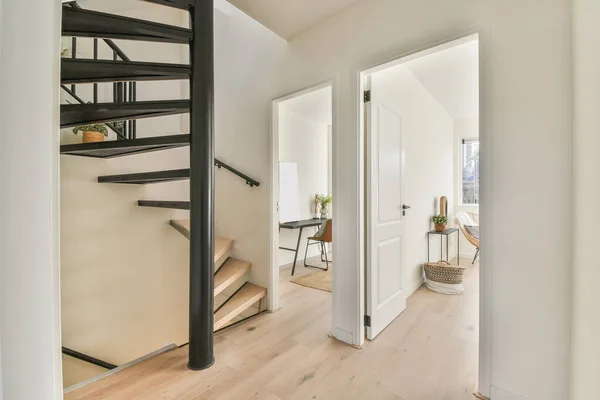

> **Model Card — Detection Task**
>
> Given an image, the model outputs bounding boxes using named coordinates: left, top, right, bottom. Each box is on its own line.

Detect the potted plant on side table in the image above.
left=317, top=194, right=332, bottom=219
left=432, top=214, right=448, bottom=232
left=73, top=124, right=109, bottom=143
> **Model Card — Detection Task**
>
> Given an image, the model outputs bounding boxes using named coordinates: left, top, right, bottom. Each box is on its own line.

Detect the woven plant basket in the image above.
left=423, top=260, right=465, bottom=285
left=82, top=131, right=105, bottom=143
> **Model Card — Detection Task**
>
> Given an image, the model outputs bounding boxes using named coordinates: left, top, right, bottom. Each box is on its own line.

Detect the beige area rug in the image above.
left=290, top=267, right=332, bottom=292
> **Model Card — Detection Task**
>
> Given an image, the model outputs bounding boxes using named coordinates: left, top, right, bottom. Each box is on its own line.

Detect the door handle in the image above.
left=402, top=204, right=411, bottom=216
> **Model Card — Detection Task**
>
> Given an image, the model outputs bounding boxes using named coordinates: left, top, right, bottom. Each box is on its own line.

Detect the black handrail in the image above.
left=215, top=159, right=260, bottom=188
left=62, top=346, right=117, bottom=370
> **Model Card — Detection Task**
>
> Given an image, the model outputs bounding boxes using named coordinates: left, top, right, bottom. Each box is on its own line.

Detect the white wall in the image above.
left=454, top=117, right=479, bottom=258
left=200, top=0, right=287, bottom=289
left=0, top=0, right=3, bottom=397
left=371, top=64, right=454, bottom=295
left=571, top=0, right=600, bottom=398
left=0, top=1, right=64, bottom=399
left=279, top=0, right=572, bottom=398
left=59, top=0, right=287, bottom=374
left=278, top=108, right=329, bottom=266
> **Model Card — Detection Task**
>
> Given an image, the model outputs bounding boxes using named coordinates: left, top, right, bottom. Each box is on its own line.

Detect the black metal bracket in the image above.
left=364, top=315, right=371, bottom=327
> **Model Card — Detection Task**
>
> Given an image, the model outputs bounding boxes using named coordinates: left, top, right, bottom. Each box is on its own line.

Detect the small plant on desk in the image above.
left=317, top=194, right=332, bottom=219
left=432, top=214, right=448, bottom=232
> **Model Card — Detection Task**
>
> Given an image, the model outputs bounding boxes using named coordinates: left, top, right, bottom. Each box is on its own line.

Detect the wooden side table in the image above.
left=427, top=228, right=460, bottom=265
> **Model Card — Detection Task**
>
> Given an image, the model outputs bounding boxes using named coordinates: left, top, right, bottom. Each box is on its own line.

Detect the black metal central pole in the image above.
left=188, top=0, right=215, bottom=371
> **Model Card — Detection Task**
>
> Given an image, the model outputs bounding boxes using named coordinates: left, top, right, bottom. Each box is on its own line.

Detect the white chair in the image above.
left=456, top=212, right=480, bottom=264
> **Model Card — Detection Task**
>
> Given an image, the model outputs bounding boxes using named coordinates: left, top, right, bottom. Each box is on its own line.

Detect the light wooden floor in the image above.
left=66, top=257, right=479, bottom=400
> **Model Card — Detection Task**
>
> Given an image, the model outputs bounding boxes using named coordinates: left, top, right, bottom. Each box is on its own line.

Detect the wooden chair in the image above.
left=456, top=212, right=480, bottom=264
left=304, top=219, right=332, bottom=271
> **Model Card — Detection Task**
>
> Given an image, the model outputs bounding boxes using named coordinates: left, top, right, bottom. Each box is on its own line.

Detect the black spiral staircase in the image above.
left=60, top=0, right=262, bottom=373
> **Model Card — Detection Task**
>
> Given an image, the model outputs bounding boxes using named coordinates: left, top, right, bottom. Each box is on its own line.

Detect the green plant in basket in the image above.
left=73, top=124, right=109, bottom=144
left=73, top=124, right=109, bottom=136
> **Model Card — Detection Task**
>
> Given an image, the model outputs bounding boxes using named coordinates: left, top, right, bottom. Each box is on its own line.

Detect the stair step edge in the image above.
left=214, top=259, right=252, bottom=297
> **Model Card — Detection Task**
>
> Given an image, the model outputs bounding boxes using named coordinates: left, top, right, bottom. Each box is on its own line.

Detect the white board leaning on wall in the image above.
left=279, top=162, right=301, bottom=223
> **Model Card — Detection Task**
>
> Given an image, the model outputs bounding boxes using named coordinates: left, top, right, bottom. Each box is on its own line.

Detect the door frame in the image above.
left=268, top=80, right=335, bottom=312
left=358, top=31, right=491, bottom=396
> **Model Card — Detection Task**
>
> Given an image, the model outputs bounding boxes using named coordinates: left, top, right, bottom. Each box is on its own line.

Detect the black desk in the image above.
left=427, top=228, right=460, bottom=265
left=280, top=218, right=327, bottom=275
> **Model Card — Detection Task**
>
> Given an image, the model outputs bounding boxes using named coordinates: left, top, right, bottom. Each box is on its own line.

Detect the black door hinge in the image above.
left=364, top=315, right=371, bottom=327
left=364, top=90, right=371, bottom=103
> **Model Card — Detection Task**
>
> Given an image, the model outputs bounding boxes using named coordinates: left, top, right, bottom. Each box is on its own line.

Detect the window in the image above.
left=461, top=138, right=479, bottom=204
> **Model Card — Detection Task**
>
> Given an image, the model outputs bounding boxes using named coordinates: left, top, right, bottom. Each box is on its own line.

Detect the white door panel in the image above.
left=366, top=87, right=407, bottom=340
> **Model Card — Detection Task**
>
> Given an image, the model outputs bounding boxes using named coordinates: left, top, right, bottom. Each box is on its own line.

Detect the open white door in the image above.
left=365, top=80, right=407, bottom=340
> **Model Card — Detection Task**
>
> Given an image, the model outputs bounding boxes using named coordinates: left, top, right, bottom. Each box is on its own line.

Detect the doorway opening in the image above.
left=269, top=83, right=334, bottom=316
left=361, top=34, right=483, bottom=396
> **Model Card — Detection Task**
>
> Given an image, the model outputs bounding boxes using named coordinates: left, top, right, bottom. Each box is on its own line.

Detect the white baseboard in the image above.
left=407, top=277, right=425, bottom=297
left=490, top=386, right=530, bottom=400
left=333, top=327, right=354, bottom=345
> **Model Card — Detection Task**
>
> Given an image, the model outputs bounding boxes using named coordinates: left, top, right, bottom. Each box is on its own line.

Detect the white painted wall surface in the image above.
left=278, top=109, right=329, bottom=266
left=59, top=0, right=286, bottom=373
left=370, top=64, right=454, bottom=295
left=210, top=1, right=287, bottom=289
left=279, top=0, right=572, bottom=398
left=0, top=1, right=64, bottom=399
left=454, top=117, right=479, bottom=258
left=571, top=0, right=600, bottom=398
left=0, top=0, right=3, bottom=397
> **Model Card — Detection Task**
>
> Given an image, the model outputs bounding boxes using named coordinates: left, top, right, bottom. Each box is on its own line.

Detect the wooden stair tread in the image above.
left=214, top=259, right=252, bottom=297
left=170, top=220, right=233, bottom=263
left=214, top=283, right=266, bottom=331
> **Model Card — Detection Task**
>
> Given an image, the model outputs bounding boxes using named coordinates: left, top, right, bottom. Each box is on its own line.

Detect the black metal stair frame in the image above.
left=62, top=6, right=192, bottom=44
left=62, top=59, right=191, bottom=84
left=60, top=134, right=191, bottom=158
left=62, top=0, right=216, bottom=371
left=99, top=169, right=191, bottom=185
left=60, top=100, right=190, bottom=128
left=62, top=347, right=117, bottom=370
left=138, top=200, right=190, bottom=210
left=142, top=0, right=195, bottom=10
left=98, top=161, right=260, bottom=187
left=63, top=2, right=140, bottom=140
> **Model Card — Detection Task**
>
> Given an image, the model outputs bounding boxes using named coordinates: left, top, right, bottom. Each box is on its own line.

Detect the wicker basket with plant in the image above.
left=73, top=124, right=109, bottom=144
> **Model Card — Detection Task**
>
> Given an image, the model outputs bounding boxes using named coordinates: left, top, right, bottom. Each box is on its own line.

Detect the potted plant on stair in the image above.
left=432, top=214, right=448, bottom=232
left=73, top=124, right=109, bottom=143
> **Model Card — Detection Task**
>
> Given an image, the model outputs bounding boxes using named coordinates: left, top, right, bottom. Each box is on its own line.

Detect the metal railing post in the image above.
left=188, top=0, right=215, bottom=371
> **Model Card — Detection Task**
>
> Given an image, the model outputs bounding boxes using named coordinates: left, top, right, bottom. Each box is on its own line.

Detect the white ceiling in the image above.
left=281, top=86, right=332, bottom=125
left=405, top=39, right=479, bottom=120
left=227, top=0, right=364, bottom=39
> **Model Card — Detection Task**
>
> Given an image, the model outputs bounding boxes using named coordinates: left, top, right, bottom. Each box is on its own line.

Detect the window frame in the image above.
left=459, top=137, right=480, bottom=206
